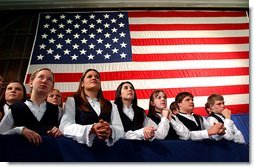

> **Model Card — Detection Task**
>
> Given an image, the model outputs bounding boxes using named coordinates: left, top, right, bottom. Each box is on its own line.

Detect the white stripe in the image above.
left=130, top=30, right=249, bottom=38
left=132, top=44, right=249, bottom=54
left=129, top=17, right=248, bottom=24
left=25, top=75, right=249, bottom=93
left=26, top=59, right=249, bottom=73
left=136, top=94, right=249, bottom=110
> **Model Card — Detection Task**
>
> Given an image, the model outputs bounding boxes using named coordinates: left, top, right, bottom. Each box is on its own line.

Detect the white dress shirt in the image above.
left=0, top=100, right=49, bottom=135
left=207, top=113, right=245, bottom=143
left=176, top=112, right=211, bottom=140
left=59, top=97, right=124, bottom=147
left=122, top=105, right=170, bottom=140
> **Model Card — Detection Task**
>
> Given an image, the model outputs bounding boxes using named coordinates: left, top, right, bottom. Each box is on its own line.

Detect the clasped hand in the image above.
left=91, top=119, right=112, bottom=140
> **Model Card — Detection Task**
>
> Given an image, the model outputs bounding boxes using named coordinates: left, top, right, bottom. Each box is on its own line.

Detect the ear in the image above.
left=29, top=81, right=33, bottom=89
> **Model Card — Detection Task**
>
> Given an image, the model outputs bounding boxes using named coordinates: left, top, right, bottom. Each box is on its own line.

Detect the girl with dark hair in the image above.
left=115, top=81, right=170, bottom=140
left=60, top=69, right=124, bottom=146
left=148, top=90, right=190, bottom=140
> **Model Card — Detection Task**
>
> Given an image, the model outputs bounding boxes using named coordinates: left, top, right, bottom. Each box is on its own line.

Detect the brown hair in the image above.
left=73, top=69, right=112, bottom=113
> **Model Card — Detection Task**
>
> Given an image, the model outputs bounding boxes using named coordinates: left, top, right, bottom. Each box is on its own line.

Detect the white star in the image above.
left=88, top=43, right=95, bottom=49
left=89, top=33, right=95, bottom=39
left=65, top=38, right=72, bottom=44
left=45, top=15, right=51, bottom=19
left=96, top=19, right=102, bottom=24
left=48, top=38, right=55, bottom=44
left=104, top=14, right=110, bottom=19
left=56, top=43, right=63, bottom=49
left=119, top=22, right=125, bottom=27
left=43, top=24, right=49, bottom=28
left=64, top=49, right=71, bottom=55
left=72, top=44, right=79, bottom=49
left=88, top=54, right=94, bottom=60
left=54, top=54, right=61, bottom=60
left=50, top=28, right=56, bottom=33
left=119, top=32, right=126, bottom=37
left=71, top=54, right=78, bottom=60
left=58, top=23, right=65, bottom=28
left=74, top=24, right=80, bottom=28
left=89, top=24, right=95, bottom=29
left=111, top=18, right=117, bottom=23
left=60, top=14, right=66, bottom=19
left=96, top=49, right=103, bottom=55
left=112, top=48, right=119, bottom=53
left=58, top=33, right=64, bottom=38
left=46, top=48, right=54, bottom=54
left=97, top=38, right=103, bottom=44
left=52, top=18, right=58, bottom=23
left=105, top=43, right=111, bottom=48
left=120, top=52, right=127, bottom=58
left=81, top=38, right=87, bottom=44
left=73, top=33, right=80, bottom=39
left=112, top=37, right=119, bottom=43
left=66, top=28, right=72, bottom=33
left=104, top=33, right=110, bottom=38
left=80, top=49, right=87, bottom=55
left=41, top=34, right=48, bottom=39
left=104, top=53, right=111, bottom=59
left=89, top=14, right=96, bottom=19
left=111, top=27, right=118, bottom=33
left=75, top=14, right=81, bottom=19
left=96, top=28, right=103, bottom=33
left=104, top=23, right=110, bottom=28
left=67, top=19, right=73, bottom=24
left=39, top=44, right=46, bottom=49
left=81, top=28, right=87, bottom=33
left=118, top=13, right=124, bottom=18
left=82, top=19, right=88, bottom=24
left=37, top=54, right=44, bottom=60
left=120, top=42, right=127, bottom=48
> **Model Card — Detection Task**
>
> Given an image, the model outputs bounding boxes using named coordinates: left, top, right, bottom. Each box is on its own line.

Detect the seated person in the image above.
left=206, top=94, right=245, bottom=144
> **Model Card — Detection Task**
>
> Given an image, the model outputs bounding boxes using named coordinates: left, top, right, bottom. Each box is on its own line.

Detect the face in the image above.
left=151, top=91, right=167, bottom=112
left=178, top=96, right=194, bottom=113
left=5, top=82, right=24, bottom=105
left=82, top=70, right=101, bottom=92
left=47, top=89, right=62, bottom=106
left=30, top=70, right=54, bottom=95
left=210, top=100, right=225, bottom=114
left=120, top=83, right=134, bottom=102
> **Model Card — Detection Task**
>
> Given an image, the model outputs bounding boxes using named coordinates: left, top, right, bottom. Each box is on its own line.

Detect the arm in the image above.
left=105, top=103, right=125, bottom=146
left=59, top=97, right=95, bottom=146
left=170, top=116, right=190, bottom=140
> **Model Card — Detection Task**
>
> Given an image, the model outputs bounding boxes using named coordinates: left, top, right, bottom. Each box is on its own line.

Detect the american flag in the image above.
left=25, top=10, right=249, bottom=116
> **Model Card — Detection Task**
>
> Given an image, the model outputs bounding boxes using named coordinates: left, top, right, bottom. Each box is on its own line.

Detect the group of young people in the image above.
left=0, top=68, right=245, bottom=147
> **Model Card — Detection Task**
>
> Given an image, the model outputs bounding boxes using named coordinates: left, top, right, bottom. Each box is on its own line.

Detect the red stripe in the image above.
left=144, top=104, right=249, bottom=116
left=129, top=23, right=249, bottom=31
left=133, top=52, right=249, bottom=61
left=25, top=67, right=249, bottom=83
left=102, top=85, right=249, bottom=100
left=128, top=11, right=246, bottom=17
left=131, top=37, right=249, bottom=45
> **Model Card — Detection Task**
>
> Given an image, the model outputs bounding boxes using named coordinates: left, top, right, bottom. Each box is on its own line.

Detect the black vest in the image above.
left=74, top=97, right=111, bottom=125
left=118, top=106, right=144, bottom=132
left=11, top=101, right=59, bottom=135
left=209, top=112, right=224, bottom=124
left=176, top=113, right=203, bottom=131
left=148, top=113, right=179, bottom=140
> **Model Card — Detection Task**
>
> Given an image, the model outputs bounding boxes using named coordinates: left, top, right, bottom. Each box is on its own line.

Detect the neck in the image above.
left=122, top=99, right=132, bottom=108
left=30, top=92, right=47, bottom=106
left=85, top=90, right=98, bottom=99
